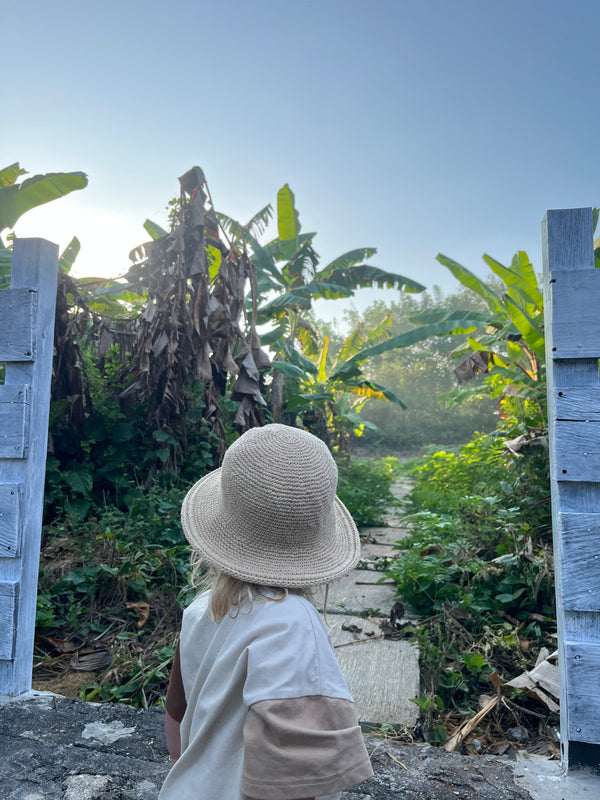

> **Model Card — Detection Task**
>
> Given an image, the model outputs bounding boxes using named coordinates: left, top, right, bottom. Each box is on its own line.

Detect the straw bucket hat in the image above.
left=180, top=424, right=360, bottom=587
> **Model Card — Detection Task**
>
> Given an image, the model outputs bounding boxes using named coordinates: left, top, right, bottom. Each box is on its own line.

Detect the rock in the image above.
left=0, top=695, right=537, bottom=800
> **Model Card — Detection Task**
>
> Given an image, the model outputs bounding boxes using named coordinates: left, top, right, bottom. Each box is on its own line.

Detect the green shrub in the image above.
left=336, top=457, right=401, bottom=527
left=383, top=423, right=555, bottom=733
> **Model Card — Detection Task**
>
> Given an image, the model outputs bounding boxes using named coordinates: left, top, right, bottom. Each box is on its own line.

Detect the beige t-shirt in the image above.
left=160, top=591, right=373, bottom=800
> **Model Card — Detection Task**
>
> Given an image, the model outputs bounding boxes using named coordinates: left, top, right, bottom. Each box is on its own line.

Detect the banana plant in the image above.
left=218, top=183, right=426, bottom=351
left=274, top=317, right=407, bottom=450
left=398, top=251, right=548, bottom=424
left=217, top=184, right=426, bottom=425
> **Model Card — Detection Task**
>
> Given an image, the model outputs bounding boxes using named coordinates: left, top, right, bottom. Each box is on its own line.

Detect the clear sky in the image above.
left=4, top=0, right=599, bottom=324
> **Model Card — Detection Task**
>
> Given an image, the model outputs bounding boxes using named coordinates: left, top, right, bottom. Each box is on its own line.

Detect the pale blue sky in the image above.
left=4, top=0, right=599, bottom=323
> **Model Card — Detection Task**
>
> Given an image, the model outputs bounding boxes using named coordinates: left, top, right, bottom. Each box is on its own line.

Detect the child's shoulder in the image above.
left=182, top=590, right=212, bottom=624
left=257, top=592, right=323, bottom=627
left=248, top=593, right=331, bottom=650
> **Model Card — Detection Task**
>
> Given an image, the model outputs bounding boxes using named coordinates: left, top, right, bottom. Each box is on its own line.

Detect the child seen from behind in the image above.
left=159, top=423, right=374, bottom=800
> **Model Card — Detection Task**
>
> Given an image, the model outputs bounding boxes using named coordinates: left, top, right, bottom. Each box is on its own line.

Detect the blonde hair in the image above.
left=190, top=553, right=314, bottom=622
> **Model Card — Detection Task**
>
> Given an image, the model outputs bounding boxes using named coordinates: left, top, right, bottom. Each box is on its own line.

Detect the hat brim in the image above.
left=181, top=467, right=361, bottom=587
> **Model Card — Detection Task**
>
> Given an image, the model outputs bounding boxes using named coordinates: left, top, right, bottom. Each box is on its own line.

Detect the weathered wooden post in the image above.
left=0, top=238, right=58, bottom=695
left=542, top=208, right=600, bottom=769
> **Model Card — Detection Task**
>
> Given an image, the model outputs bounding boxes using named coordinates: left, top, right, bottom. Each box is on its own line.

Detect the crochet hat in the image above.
left=180, top=424, right=360, bottom=587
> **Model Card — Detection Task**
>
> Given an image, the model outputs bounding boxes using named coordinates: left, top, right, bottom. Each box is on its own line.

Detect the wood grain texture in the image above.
left=0, top=582, right=18, bottom=661
left=557, top=482, right=600, bottom=513
left=0, top=238, right=58, bottom=696
left=566, top=643, right=600, bottom=743
left=555, top=388, right=600, bottom=420
left=542, top=207, right=598, bottom=765
left=548, top=324, right=600, bottom=359
left=0, top=385, right=30, bottom=459
left=553, top=420, right=600, bottom=481
left=0, top=290, right=35, bottom=361
left=560, top=514, right=600, bottom=610
left=564, top=610, right=600, bottom=643
left=0, top=484, right=21, bottom=557
left=549, top=270, right=600, bottom=324
left=542, top=208, right=594, bottom=272
left=569, top=694, right=600, bottom=743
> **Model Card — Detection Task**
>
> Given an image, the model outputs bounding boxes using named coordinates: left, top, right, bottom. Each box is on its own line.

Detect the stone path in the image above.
left=316, top=477, right=421, bottom=727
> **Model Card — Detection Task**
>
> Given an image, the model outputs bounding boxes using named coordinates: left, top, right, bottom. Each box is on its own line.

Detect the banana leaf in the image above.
left=318, top=248, right=377, bottom=276
left=277, top=183, right=301, bottom=261
left=330, top=313, right=491, bottom=381
left=436, top=253, right=504, bottom=316
left=0, top=171, right=88, bottom=231
left=321, top=264, right=425, bottom=294
left=335, top=378, right=406, bottom=408
left=0, top=163, right=27, bottom=188
left=59, top=237, right=80, bottom=274
left=503, top=295, right=545, bottom=359
left=143, top=219, right=168, bottom=240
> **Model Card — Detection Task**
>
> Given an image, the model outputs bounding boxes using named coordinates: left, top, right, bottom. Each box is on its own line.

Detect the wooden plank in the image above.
left=549, top=270, right=600, bottom=325
left=0, top=385, right=30, bottom=459
left=558, top=482, right=600, bottom=513
left=564, top=610, right=600, bottom=643
left=566, top=643, right=600, bottom=694
left=0, top=290, right=36, bottom=361
left=555, top=388, right=600, bottom=420
left=554, top=453, right=600, bottom=482
left=542, top=207, right=597, bottom=767
left=569, top=695, right=600, bottom=743
left=553, top=420, right=600, bottom=481
left=542, top=208, right=594, bottom=272
left=560, top=514, right=600, bottom=610
left=548, top=323, right=600, bottom=359
left=0, top=484, right=21, bottom=557
left=0, top=239, right=58, bottom=696
left=0, top=582, right=18, bottom=661
left=566, top=643, right=600, bottom=743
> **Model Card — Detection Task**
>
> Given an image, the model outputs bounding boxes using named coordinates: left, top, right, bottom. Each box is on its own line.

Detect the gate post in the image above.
left=542, top=208, right=600, bottom=769
left=0, top=238, right=58, bottom=695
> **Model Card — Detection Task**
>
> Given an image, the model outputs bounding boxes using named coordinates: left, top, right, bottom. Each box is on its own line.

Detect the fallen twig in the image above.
left=355, top=580, right=396, bottom=586
left=333, top=635, right=384, bottom=649
left=386, top=752, right=409, bottom=770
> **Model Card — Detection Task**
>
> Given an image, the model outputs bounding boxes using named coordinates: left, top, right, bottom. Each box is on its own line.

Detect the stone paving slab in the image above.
left=361, top=525, right=410, bottom=546
left=316, top=570, right=397, bottom=616
left=326, top=614, right=420, bottom=726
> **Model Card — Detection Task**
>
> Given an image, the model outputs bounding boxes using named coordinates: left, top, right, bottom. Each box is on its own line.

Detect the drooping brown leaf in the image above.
left=126, top=601, right=151, bottom=629
left=120, top=167, right=269, bottom=468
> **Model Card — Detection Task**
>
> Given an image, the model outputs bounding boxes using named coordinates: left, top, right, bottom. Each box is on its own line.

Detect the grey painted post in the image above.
left=542, top=208, right=600, bottom=769
left=0, top=238, right=58, bottom=695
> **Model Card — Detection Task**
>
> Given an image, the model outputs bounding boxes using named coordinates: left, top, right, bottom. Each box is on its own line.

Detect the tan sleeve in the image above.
left=165, top=641, right=187, bottom=723
left=241, top=695, right=373, bottom=800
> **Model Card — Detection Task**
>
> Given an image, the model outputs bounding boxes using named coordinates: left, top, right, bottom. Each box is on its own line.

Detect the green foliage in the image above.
left=428, top=250, right=546, bottom=421
left=0, top=162, right=88, bottom=234
left=36, top=485, right=194, bottom=708
left=336, top=457, right=401, bottom=527
left=343, top=288, right=499, bottom=451
left=383, top=420, right=554, bottom=732
left=219, top=183, right=424, bottom=443
left=46, top=342, right=217, bottom=521
left=0, top=162, right=88, bottom=288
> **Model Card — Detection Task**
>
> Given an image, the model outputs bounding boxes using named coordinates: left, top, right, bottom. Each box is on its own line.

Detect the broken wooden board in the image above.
left=505, top=650, right=560, bottom=713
